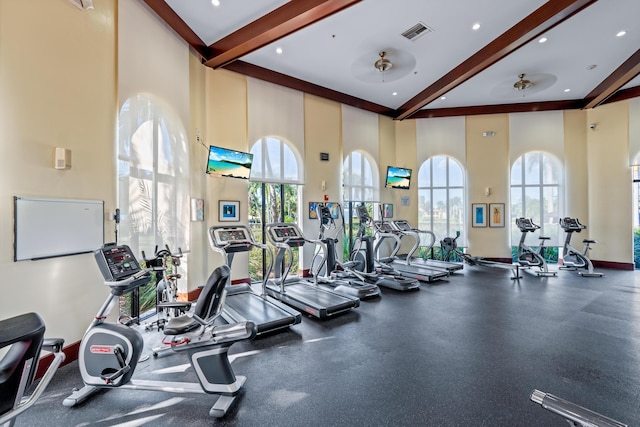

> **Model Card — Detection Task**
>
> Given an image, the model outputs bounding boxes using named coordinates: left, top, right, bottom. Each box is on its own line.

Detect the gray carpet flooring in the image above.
left=12, top=264, right=640, bottom=426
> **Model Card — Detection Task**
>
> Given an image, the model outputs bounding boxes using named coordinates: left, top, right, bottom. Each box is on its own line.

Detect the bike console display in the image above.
left=95, top=244, right=142, bottom=282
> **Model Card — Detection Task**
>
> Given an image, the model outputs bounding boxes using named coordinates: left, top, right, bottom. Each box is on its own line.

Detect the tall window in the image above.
left=117, top=94, right=189, bottom=255
left=249, top=137, right=302, bottom=281
left=343, top=150, right=376, bottom=203
left=418, top=155, right=466, bottom=249
left=510, top=151, right=563, bottom=250
left=343, top=151, right=378, bottom=256
left=117, top=94, right=189, bottom=320
left=632, top=161, right=640, bottom=268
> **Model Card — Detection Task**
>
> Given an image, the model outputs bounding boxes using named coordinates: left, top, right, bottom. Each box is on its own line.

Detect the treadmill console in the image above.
left=95, top=243, right=142, bottom=281
left=209, top=226, right=253, bottom=252
left=374, top=221, right=396, bottom=233
left=267, top=224, right=306, bottom=247
left=392, top=220, right=413, bottom=231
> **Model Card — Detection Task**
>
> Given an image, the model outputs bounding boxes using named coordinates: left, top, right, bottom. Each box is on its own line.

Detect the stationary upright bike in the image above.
left=559, top=217, right=604, bottom=277
left=515, top=218, right=557, bottom=277
left=63, top=243, right=256, bottom=418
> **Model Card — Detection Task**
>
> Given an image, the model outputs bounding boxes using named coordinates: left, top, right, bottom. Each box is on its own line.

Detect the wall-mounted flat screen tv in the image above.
left=206, top=145, right=253, bottom=180
left=384, top=166, right=412, bottom=189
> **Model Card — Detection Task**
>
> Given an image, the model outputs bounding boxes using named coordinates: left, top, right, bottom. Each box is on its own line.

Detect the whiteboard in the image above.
left=14, top=197, right=104, bottom=261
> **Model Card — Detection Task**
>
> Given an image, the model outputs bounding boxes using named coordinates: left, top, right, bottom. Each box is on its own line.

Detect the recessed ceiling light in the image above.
left=564, top=89, right=571, bottom=92
left=472, top=23, right=480, bottom=31
left=276, top=47, right=283, bottom=54
left=211, top=0, right=220, bottom=6
left=440, top=96, right=446, bottom=100
left=538, top=37, right=547, bottom=43
left=616, top=30, right=627, bottom=37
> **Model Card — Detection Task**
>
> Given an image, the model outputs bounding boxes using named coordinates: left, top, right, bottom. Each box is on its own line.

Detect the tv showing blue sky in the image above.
left=207, top=145, right=253, bottom=179
left=385, top=166, right=412, bottom=189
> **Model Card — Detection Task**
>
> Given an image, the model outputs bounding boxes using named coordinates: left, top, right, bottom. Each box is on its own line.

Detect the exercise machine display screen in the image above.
left=375, top=221, right=395, bottom=233
left=560, top=217, right=584, bottom=231
left=95, top=244, right=142, bottom=281
left=392, top=220, right=412, bottom=231
left=271, top=226, right=300, bottom=240
left=215, top=229, right=249, bottom=244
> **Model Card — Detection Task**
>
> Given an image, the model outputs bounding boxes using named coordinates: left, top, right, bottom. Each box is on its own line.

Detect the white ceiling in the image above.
left=158, top=0, right=640, bottom=116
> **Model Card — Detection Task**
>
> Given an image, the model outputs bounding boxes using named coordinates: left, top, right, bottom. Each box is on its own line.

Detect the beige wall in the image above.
left=204, top=69, right=250, bottom=279
left=0, top=0, right=116, bottom=340
left=586, top=101, right=632, bottom=263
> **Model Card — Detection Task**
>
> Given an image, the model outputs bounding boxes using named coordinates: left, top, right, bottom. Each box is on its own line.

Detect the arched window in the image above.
left=117, top=93, right=189, bottom=256
left=250, top=136, right=302, bottom=184
left=248, top=137, right=302, bottom=281
left=418, top=155, right=466, bottom=245
left=343, top=150, right=377, bottom=202
left=510, top=151, right=563, bottom=248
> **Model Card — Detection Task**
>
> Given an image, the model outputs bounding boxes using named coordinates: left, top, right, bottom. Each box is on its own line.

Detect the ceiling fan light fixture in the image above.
left=513, top=73, right=533, bottom=91
left=374, top=51, right=393, bottom=73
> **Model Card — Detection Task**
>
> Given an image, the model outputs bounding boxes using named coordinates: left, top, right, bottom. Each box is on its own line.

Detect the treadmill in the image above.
left=391, top=219, right=463, bottom=274
left=264, top=222, right=360, bottom=319
left=208, top=224, right=301, bottom=335
left=372, top=220, right=449, bottom=283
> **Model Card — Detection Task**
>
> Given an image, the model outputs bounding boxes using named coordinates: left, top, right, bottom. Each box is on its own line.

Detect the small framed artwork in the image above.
left=326, top=202, right=340, bottom=219
left=190, top=198, right=204, bottom=222
left=309, top=202, right=319, bottom=219
left=489, top=203, right=505, bottom=228
left=383, top=203, right=393, bottom=218
left=218, top=200, right=240, bottom=222
left=472, top=203, right=487, bottom=227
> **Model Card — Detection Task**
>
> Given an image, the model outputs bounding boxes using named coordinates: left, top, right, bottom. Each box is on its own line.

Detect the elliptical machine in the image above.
left=559, top=217, right=603, bottom=277
left=142, top=245, right=190, bottom=331
left=311, top=203, right=380, bottom=299
left=63, top=243, right=256, bottom=418
left=515, top=218, right=557, bottom=277
left=350, top=204, right=420, bottom=291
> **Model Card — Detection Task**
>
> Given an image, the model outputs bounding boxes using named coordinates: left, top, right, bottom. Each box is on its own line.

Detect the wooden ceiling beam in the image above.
left=395, top=0, right=598, bottom=120
left=410, top=100, right=586, bottom=119
left=204, top=0, right=361, bottom=69
left=583, top=48, right=640, bottom=109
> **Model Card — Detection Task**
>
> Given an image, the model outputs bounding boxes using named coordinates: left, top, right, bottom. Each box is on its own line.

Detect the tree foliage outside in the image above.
left=248, top=182, right=299, bottom=282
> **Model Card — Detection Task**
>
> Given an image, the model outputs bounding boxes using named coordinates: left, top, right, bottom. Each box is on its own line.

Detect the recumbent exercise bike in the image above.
left=63, top=243, right=256, bottom=418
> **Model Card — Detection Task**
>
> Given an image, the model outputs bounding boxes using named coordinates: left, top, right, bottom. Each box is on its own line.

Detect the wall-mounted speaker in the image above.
left=55, top=148, right=72, bottom=170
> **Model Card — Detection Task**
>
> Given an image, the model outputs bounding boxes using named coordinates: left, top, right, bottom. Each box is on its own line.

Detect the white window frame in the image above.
left=510, top=151, right=563, bottom=247
left=417, top=155, right=466, bottom=246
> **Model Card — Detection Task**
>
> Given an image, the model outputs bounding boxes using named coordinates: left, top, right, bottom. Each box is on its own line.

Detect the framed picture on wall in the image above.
left=472, top=203, right=487, bottom=227
left=489, top=203, right=505, bottom=227
left=309, top=202, right=319, bottom=219
left=219, top=200, right=240, bottom=222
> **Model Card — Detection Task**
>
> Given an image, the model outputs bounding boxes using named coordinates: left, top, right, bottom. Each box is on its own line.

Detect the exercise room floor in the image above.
left=15, top=265, right=640, bottom=426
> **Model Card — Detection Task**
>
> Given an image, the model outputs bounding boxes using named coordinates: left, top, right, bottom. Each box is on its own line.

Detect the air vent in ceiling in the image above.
left=401, top=22, right=433, bottom=41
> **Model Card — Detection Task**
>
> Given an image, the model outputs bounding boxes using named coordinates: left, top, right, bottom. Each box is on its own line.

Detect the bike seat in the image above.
left=583, top=239, right=597, bottom=244
left=538, top=236, right=550, bottom=240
